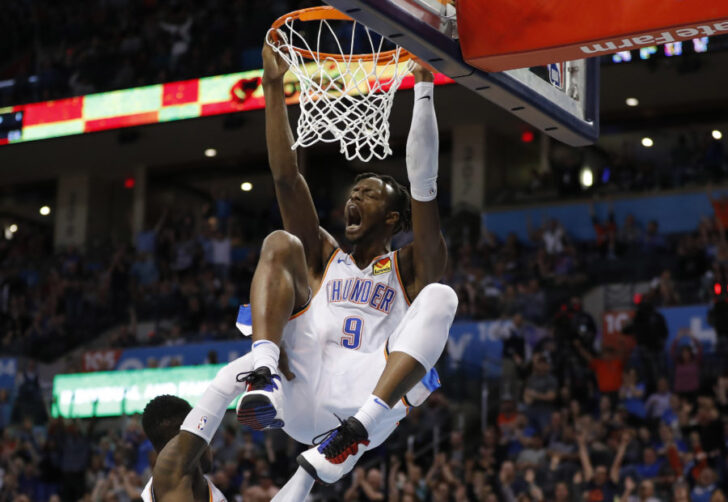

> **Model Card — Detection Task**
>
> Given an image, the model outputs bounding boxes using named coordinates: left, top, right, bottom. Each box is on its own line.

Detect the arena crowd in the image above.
left=0, top=180, right=728, bottom=501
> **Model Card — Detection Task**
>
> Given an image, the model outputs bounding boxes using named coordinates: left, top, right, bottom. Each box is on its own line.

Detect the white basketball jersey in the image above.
left=141, top=476, right=227, bottom=502
left=296, top=248, right=411, bottom=353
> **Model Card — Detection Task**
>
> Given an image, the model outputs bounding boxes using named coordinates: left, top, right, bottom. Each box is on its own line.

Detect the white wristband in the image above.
left=406, top=82, right=438, bottom=202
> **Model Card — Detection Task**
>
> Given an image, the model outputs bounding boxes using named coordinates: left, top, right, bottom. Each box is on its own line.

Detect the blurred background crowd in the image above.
left=3, top=186, right=728, bottom=501
left=2, top=0, right=728, bottom=501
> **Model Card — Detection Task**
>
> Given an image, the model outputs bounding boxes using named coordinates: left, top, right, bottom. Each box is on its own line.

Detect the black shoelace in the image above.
left=311, top=416, right=364, bottom=458
left=236, top=368, right=271, bottom=389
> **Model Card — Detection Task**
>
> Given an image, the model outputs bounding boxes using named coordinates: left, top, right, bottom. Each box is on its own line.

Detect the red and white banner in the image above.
left=82, top=350, right=121, bottom=372
left=602, top=310, right=636, bottom=355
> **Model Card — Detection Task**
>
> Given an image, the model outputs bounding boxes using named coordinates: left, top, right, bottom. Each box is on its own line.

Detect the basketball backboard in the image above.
left=322, top=0, right=600, bottom=146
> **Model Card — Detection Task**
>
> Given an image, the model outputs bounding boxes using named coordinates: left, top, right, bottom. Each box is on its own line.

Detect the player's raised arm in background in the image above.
left=262, top=44, right=336, bottom=272
left=398, top=65, right=448, bottom=298
left=150, top=431, right=208, bottom=502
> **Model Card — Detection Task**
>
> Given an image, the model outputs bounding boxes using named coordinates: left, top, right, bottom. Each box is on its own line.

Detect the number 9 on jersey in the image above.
left=341, top=316, right=364, bottom=350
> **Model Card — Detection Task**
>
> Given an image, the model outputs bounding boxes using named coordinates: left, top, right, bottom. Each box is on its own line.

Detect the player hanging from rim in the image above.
left=177, top=42, right=458, bottom=501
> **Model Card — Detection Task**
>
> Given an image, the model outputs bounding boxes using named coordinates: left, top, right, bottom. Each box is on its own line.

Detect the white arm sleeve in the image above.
left=180, top=354, right=252, bottom=443
left=406, top=82, right=439, bottom=202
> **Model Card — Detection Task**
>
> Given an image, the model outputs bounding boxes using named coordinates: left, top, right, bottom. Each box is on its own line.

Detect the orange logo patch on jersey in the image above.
left=373, top=257, right=392, bottom=276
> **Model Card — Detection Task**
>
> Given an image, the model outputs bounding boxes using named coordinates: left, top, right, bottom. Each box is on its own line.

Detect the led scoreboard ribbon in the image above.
left=0, top=66, right=453, bottom=147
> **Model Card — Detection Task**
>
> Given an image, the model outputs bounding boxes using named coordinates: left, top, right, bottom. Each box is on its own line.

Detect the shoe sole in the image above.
left=297, top=453, right=330, bottom=486
left=236, top=394, right=284, bottom=430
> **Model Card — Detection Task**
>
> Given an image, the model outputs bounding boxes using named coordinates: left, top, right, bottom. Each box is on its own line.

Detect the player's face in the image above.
left=344, top=178, right=396, bottom=244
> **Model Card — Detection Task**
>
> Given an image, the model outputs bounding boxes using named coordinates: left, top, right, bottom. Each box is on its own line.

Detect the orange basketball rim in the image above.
left=269, top=5, right=413, bottom=63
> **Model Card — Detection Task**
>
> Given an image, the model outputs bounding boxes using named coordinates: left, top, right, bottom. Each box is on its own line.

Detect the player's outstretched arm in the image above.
left=400, top=65, right=447, bottom=297
left=262, top=44, right=335, bottom=271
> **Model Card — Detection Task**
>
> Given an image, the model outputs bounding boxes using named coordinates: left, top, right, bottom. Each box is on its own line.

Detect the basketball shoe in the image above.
left=297, top=416, right=370, bottom=484
left=235, top=367, right=285, bottom=430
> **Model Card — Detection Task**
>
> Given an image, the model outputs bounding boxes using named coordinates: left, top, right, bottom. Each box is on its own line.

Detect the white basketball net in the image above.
left=266, top=16, right=414, bottom=162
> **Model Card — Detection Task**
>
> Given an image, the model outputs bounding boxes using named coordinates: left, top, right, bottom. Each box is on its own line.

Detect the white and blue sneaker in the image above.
left=297, top=416, right=370, bottom=485
left=235, top=367, right=285, bottom=430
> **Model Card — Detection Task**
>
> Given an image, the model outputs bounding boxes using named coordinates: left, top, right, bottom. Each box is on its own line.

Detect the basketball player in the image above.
left=140, top=395, right=228, bottom=502
left=181, top=43, right=457, bottom=499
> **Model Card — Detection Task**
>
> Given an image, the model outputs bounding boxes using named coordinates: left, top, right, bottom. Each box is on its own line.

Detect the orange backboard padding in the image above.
left=457, top=0, right=728, bottom=72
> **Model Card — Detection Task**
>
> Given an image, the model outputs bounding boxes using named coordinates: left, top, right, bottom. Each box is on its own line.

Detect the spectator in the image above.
left=590, top=200, right=617, bottom=258
left=524, top=354, right=558, bottom=433
left=11, top=361, right=46, bottom=425
left=130, top=252, right=160, bottom=287
left=576, top=429, right=628, bottom=502
left=574, top=342, right=624, bottom=400
left=676, top=234, right=708, bottom=282
left=670, top=332, right=703, bottom=399
left=622, top=477, right=662, bottom=502
left=135, top=209, right=167, bottom=255
left=211, top=229, right=232, bottom=281
left=673, top=482, right=691, bottom=502
left=622, top=298, right=668, bottom=392
left=692, top=467, right=718, bottom=502
left=345, top=467, right=384, bottom=501
left=651, top=270, right=680, bottom=306
left=642, top=221, right=667, bottom=254
left=619, top=214, right=643, bottom=254
left=495, top=314, right=528, bottom=398
left=645, top=378, right=673, bottom=421
left=632, top=447, right=664, bottom=482
left=619, top=367, right=647, bottom=420
left=542, top=219, right=567, bottom=255
left=0, top=388, right=12, bottom=430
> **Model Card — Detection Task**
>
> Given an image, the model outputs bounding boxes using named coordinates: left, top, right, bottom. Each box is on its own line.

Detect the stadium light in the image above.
left=641, top=137, right=654, bottom=148
left=579, top=166, right=594, bottom=188
left=39, top=206, right=51, bottom=216
left=625, top=97, right=639, bottom=107
left=240, top=182, right=253, bottom=192
left=713, top=130, right=723, bottom=140
left=205, top=148, right=217, bottom=158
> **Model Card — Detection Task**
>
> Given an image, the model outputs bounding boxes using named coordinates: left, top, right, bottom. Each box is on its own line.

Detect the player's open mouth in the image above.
left=346, top=204, right=362, bottom=231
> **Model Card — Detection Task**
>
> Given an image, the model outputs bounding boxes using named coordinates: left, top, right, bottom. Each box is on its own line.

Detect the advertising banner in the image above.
left=602, top=304, right=716, bottom=353
left=83, top=340, right=251, bottom=372
left=1, top=68, right=453, bottom=146
left=52, top=365, right=228, bottom=418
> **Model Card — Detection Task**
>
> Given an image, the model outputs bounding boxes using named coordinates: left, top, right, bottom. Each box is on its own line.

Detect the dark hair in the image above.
left=142, top=395, right=192, bottom=452
left=354, top=172, right=412, bottom=234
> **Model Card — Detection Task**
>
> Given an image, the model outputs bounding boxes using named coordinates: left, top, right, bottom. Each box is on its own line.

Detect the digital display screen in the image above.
left=52, top=365, right=231, bottom=418
left=0, top=109, right=23, bottom=144
left=0, top=65, right=453, bottom=147
left=609, top=35, right=716, bottom=63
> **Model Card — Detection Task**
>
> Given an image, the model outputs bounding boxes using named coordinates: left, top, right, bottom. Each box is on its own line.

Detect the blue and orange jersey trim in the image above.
left=290, top=248, right=340, bottom=320
left=393, top=250, right=412, bottom=306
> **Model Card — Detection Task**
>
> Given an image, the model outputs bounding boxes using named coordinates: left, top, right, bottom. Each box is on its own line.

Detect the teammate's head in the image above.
left=142, top=395, right=214, bottom=474
left=142, top=395, right=192, bottom=452
left=345, top=173, right=411, bottom=245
